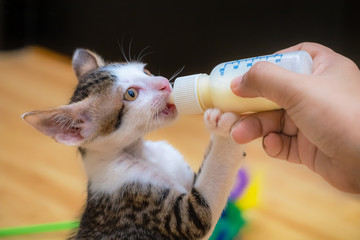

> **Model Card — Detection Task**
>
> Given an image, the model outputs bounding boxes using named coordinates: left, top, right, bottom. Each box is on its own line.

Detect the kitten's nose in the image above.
left=153, top=77, right=171, bottom=92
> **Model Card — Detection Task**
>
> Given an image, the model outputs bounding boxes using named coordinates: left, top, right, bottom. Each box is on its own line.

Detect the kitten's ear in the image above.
left=72, top=49, right=105, bottom=79
left=22, top=101, right=95, bottom=146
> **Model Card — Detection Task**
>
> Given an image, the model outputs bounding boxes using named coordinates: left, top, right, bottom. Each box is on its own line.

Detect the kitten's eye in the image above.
left=144, top=69, right=152, bottom=76
left=124, top=88, right=138, bottom=101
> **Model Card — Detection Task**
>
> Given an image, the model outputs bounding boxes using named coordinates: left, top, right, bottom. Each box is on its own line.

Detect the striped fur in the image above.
left=73, top=183, right=211, bottom=240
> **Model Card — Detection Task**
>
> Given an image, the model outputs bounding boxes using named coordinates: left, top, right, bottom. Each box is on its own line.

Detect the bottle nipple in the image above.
left=170, top=74, right=205, bottom=115
left=168, top=92, right=175, bottom=104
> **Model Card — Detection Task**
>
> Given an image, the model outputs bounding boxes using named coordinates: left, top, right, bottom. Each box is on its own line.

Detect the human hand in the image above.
left=230, top=42, right=360, bottom=193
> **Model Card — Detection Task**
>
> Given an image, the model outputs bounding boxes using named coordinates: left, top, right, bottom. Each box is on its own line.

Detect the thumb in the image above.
left=230, top=61, right=309, bottom=109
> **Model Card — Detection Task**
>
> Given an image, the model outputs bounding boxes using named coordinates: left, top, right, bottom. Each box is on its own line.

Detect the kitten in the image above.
left=22, top=49, right=245, bottom=240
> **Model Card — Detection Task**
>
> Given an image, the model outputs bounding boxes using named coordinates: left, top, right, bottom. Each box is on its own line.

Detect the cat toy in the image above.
left=209, top=167, right=261, bottom=240
left=0, top=221, right=79, bottom=237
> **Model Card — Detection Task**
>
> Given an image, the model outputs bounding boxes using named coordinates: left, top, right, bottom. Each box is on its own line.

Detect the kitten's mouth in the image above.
left=160, top=103, right=176, bottom=116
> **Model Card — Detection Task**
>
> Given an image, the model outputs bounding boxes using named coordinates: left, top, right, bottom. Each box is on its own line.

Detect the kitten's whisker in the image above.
left=136, top=46, right=151, bottom=62
left=138, top=51, right=155, bottom=62
left=169, top=66, right=185, bottom=83
left=155, top=112, right=160, bottom=127
left=118, top=36, right=129, bottom=63
left=128, top=38, right=134, bottom=62
left=144, top=112, right=153, bottom=132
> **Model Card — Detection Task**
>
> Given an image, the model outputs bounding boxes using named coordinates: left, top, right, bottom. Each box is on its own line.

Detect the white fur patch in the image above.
left=85, top=140, right=194, bottom=194
left=109, top=63, right=147, bottom=89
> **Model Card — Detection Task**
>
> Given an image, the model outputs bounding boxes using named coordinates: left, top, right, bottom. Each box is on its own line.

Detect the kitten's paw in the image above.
left=204, top=109, right=239, bottom=137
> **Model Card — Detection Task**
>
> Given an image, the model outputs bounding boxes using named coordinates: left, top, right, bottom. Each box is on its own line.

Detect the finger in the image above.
left=263, top=133, right=300, bottom=164
left=231, top=61, right=307, bottom=109
left=264, top=131, right=360, bottom=193
left=262, top=132, right=283, bottom=157
left=231, top=110, right=297, bottom=144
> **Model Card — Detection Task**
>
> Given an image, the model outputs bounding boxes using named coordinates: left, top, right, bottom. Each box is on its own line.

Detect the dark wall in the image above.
left=1, top=0, right=359, bottom=77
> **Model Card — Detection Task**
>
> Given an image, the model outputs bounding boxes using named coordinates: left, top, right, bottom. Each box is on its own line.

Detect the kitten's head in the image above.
left=23, top=49, right=177, bottom=147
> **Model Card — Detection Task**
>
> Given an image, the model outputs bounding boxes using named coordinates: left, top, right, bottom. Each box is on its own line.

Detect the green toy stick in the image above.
left=0, top=221, right=79, bottom=237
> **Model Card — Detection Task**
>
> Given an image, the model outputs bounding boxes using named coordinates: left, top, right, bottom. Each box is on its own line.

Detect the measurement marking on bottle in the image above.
left=220, top=53, right=283, bottom=76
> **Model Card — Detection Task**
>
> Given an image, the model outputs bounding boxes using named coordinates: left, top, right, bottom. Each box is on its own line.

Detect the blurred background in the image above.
left=1, top=0, right=359, bottom=76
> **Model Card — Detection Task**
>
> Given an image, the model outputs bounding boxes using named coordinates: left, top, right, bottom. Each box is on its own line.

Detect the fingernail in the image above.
left=230, top=75, right=243, bottom=95
left=262, top=135, right=269, bottom=149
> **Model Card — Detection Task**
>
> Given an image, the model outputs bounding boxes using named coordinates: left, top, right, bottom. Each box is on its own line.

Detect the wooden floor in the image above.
left=0, top=47, right=359, bottom=240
